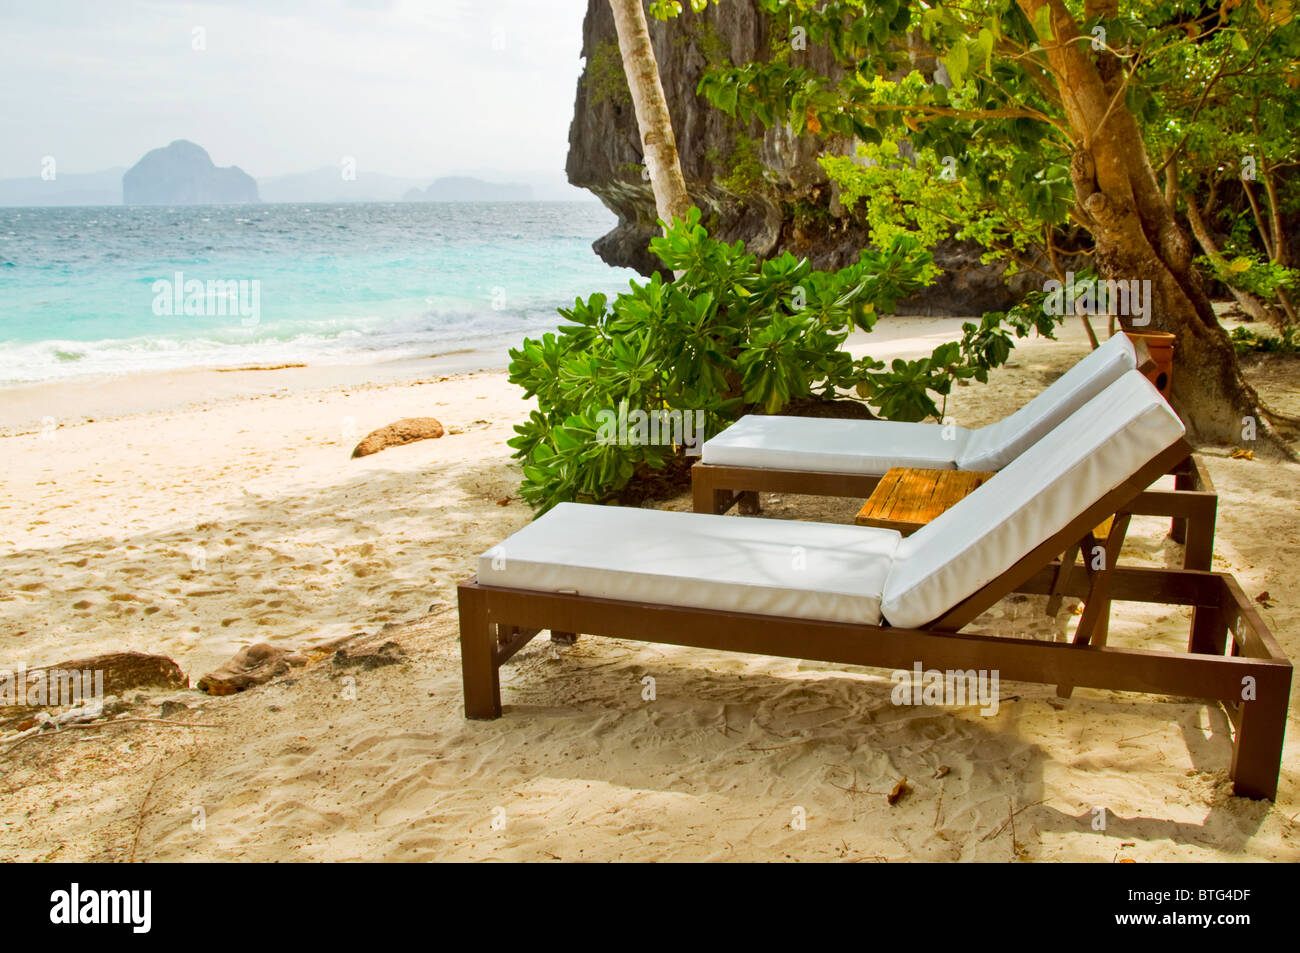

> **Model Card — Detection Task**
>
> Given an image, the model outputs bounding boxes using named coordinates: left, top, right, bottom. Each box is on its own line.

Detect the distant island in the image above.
left=123, top=140, right=260, bottom=205
left=259, top=166, right=429, bottom=204
left=0, top=168, right=123, bottom=206
left=0, top=151, right=571, bottom=206
left=403, top=177, right=533, bottom=202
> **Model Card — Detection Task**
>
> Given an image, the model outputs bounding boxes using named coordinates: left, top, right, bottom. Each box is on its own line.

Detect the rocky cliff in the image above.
left=565, top=1, right=1037, bottom=314
left=123, top=140, right=259, bottom=206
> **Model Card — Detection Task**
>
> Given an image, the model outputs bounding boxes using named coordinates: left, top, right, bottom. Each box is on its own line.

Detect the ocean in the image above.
left=0, top=202, right=639, bottom=386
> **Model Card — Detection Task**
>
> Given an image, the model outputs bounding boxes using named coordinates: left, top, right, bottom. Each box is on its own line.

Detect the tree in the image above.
left=691, top=0, right=1296, bottom=447
left=1146, top=13, right=1300, bottom=328
left=608, top=0, right=693, bottom=228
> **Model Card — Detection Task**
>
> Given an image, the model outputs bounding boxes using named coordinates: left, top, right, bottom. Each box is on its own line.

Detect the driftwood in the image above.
left=351, top=417, right=444, bottom=458
left=196, top=644, right=306, bottom=696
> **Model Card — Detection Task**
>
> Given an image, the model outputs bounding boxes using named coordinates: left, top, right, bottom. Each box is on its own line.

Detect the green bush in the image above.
left=1230, top=325, right=1300, bottom=354
left=507, top=209, right=1058, bottom=513
left=1195, top=253, right=1299, bottom=303
left=858, top=292, right=1061, bottom=422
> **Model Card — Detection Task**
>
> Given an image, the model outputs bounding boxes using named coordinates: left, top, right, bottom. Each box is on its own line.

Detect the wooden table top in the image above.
left=855, top=466, right=1116, bottom=541
left=854, top=467, right=995, bottom=535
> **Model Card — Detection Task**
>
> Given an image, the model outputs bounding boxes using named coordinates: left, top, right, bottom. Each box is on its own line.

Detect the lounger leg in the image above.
left=1231, top=678, right=1289, bottom=800
left=1046, top=543, right=1081, bottom=618
left=1182, top=499, right=1216, bottom=572
left=1170, top=468, right=1194, bottom=544
left=691, top=470, right=713, bottom=513
left=551, top=630, right=578, bottom=645
left=1189, top=602, right=1228, bottom=656
left=1058, top=521, right=1127, bottom=697
left=738, top=491, right=761, bottom=515
left=1170, top=464, right=1219, bottom=560
left=1175, top=497, right=1217, bottom=644
left=1057, top=601, right=1116, bottom=698
left=691, top=468, right=737, bottom=515
left=459, top=585, right=501, bottom=719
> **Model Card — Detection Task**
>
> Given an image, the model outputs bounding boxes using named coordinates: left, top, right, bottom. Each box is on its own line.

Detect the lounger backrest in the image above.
left=881, top=370, right=1185, bottom=629
left=955, top=332, right=1136, bottom=471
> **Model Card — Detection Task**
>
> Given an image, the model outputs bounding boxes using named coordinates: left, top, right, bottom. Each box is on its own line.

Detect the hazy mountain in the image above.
left=122, top=140, right=259, bottom=205
left=0, top=168, right=124, bottom=206
left=0, top=155, right=591, bottom=207
left=440, top=167, right=584, bottom=201
left=404, top=176, right=533, bottom=202
left=259, top=166, right=432, bottom=203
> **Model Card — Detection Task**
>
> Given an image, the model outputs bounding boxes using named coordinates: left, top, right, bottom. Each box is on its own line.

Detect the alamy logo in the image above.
left=890, top=662, right=1001, bottom=716
left=152, top=271, right=261, bottom=326
left=595, top=407, right=707, bottom=456
left=49, top=883, right=151, bottom=933
left=0, top=664, right=103, bottom=707
left=1042, top=271, right=1151, bottom=325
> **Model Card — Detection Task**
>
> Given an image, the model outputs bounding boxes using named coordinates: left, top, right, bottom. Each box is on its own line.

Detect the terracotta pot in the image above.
left=1123, top=331, right=1175, bottom=397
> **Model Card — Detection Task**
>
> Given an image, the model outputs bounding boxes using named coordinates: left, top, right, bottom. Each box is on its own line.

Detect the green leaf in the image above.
left=943, top=42, right=969, bottom=89
left=1033, top=5, right=1054, bottom=42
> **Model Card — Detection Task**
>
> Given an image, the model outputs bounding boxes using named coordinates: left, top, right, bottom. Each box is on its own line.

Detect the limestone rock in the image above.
left=123, top=140, right=259, bottom=206
left=565, top=1, right=1076, bottom=313
left=351, top=417, right=445, bottom=458
left=27, top=652, right=187, bottom=696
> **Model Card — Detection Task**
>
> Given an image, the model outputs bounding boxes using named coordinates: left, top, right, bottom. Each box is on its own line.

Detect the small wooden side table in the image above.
left=854, top=467, right=995, bottom=535
left=855, top=465, right=1116, bottom=544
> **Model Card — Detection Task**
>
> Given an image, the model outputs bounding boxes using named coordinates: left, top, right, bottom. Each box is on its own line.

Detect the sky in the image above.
left=0, top=0, right=593, bottom=189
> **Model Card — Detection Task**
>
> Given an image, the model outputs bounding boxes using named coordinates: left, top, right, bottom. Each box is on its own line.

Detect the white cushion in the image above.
left=700, top=333, right=1137, bottom=477
left=479, top=503, right=902, bottom=625
left=701, top=414, right=971, bottom=475
left=955, top=332, right=1136, bottom=470
left=881, top=371, right=1184, bottom=629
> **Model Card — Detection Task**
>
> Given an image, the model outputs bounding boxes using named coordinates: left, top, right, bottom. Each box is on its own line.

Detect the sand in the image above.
left=1, top=317, right=1297, bottom=862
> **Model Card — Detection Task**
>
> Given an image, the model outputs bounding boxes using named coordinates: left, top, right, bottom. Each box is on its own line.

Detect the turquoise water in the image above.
left=0, top=202, right=638, bottom=385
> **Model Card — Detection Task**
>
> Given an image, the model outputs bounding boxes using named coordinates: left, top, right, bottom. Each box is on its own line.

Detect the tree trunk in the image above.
left=1260, top=169, right=1299, bottom=325
left=1183, top=190, right=1288, bottom=329
left=1018, top=0, right=1288, bottom=450
left=607, top=0, right=692, bottom=230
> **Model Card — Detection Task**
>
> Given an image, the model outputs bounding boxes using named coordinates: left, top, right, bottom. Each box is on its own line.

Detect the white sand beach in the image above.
left=2, top=317, right=1298, bottom=862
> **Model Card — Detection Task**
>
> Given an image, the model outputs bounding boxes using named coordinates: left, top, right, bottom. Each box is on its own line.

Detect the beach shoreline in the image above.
left=0, top=314, right=974, bottom=433
left=0, top=347, right=504, bottom=434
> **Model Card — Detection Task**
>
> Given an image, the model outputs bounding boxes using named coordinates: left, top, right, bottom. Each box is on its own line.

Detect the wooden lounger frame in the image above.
left=692, top=339, right=1216, bottom=564
left=459, top=439, right=1290, bottom=800
left=691, top=451, right=1218, bottom=570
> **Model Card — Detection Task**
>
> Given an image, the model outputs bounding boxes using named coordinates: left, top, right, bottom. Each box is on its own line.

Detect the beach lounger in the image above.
left=459, top=371, right=1290, bottom=798
left=691, top=333, right=1218, bottom=569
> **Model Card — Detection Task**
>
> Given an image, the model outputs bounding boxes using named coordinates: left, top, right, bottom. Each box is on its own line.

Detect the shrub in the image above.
left=1230, top=325, right=1300, bottom=354
left=507, top=208, right=1058, bottom=513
